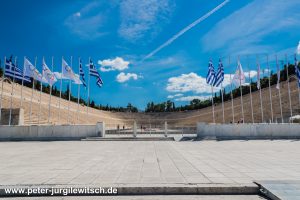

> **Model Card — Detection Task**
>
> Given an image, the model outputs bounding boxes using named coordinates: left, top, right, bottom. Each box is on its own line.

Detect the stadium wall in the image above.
left=197, top=123, right=300, bottom=139
left=0, top=122, right=104, bottom=141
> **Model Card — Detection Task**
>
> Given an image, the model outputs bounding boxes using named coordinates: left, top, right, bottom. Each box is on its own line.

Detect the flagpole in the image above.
left=247, top=56, right=254, bottom=124
left=294, top=54, right=300, bottom=112
left=29, top=57, right=37, bottom=125
left=77, top=57, right=80, bottom=124
left=87, top=57, right=91, bottom=119
left=58, top=57, right=63, bottom=124
left=257, top=56, right=264, bottom=123
left=285, top=54, right=293, bottom=121
left=0, top=56, right=6, bottom=122
left=20, top=57, right=26, bottom=108
left=238, top=56, right=245, bottom=123
left=48, top=56, right=53, bottom=124
left=38, top=57, right=44, bottom=125
left=229, top=56, right=235, bottom=123
left=221, top=83, right=225, bottom=123
left=67, top=56, right=72, bottom=124
left=266, top=55, right=274, bottom=123
left=211, top=85, right=215, bottom=123
left=276, top=55, right=283, bottom=123
left=9, top=57, right=17, bottom=126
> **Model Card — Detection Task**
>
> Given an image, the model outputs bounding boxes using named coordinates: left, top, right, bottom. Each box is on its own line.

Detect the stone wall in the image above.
left=197, top=123, right=300, bottom=139
left=0, top=108, right=24, bottom=125
left=0, top=123, right=104, bottom=141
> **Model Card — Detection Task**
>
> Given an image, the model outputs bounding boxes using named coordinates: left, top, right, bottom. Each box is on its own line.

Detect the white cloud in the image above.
left=202, top=0, right=300, bottom=55
left=99, top=57, right=130, bottom=72
left=116, top=72, right=142, bottom=83
left=166, top=71, right=256, bottom=94
left=166, top=72, right=230, bottom=94
left=167, top=93, right=183, bottom=99
left=118, top=0, right=174, bottom=42
left=64, top=1, right=107, bottom=40
left=174, top=95, right=211, bottom=102
left=244, top=70, right=257, bottom=78
left=75, top=12, right=81, bottom=17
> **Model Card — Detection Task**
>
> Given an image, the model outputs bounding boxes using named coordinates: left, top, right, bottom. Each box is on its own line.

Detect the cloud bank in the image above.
left=116, top=72, right=142, bottom=83
left=99, top=57, right=130, bottom=72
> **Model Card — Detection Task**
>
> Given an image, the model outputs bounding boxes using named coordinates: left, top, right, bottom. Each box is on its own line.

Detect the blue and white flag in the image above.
left=4, top=57, right=31, bottom=82
left=62, top=58, right=76, bottom=81
left=79, top=59, right=87, bottom=87
left=214, top=59, right=224, bottom=87
left=89, top=59, right=103, bottom=87
left=42, top=58, right=57, bottom=86
left=24, top=58, right=48, bottom=83
left=206, top=60, right=215, bottom=86
left=295, top=55, right=300, bottom=87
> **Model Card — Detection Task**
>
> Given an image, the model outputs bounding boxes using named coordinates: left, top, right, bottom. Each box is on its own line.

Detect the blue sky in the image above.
left=1, top=0, right=300, bottom=109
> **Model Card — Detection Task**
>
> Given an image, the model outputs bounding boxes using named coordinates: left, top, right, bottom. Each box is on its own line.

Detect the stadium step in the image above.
left=82, top=136, right=175, bottom=141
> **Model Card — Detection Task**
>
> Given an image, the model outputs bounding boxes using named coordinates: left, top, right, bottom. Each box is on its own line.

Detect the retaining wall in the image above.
left=0, top=122, right=105, bottom=141
left=197, top=123, right=300, bottom=139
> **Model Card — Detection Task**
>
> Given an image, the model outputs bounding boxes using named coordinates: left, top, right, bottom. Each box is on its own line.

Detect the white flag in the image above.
left=276, top=64, right=280, bottom=90
left=73, top=74, right=83, bottom=85
left=62, top=59, right=76, bottom=81
left=297, top=41, right=300, bottom=55
left=42, top=59, right=57, bottom=86
left=24, top=58, right=48, bottom=83
left=54, top=72, right=69, bottom=79
left=232, top=61, right=245, bottom=87
left=257, top=64, right=261, bottom=89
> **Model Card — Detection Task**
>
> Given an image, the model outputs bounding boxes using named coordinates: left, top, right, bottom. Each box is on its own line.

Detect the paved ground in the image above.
left=5, top=195, right=266, bottom=200
left=257, top=180, right=300, bottom=199
left=0, top=140, right=299, bottom=187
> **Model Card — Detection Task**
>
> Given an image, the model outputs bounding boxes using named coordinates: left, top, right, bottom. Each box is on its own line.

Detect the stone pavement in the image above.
left=257, top=180, right=300, bottom=199
left=6, top=195, right=265, bottom=200
left=0, top=140, right=299, bottom=187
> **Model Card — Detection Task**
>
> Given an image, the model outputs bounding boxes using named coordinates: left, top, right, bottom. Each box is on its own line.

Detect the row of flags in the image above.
left=206, top=59, right=224, bottom=87
left=3, top=57, right=103, bottom=88
left=206, top=56, right=300, bottom=90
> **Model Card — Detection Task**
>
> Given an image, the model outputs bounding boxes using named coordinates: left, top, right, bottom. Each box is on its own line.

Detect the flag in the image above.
left=232, top=61, right=245, bottom=87
left=295, top=55, right=300, bottom=87
left=73, top=74, right=83, bottom=85
left=89, top=59, right=103, bottom=87
left=42, top=58, right=57, bottom=86
left=4, top=57, right=31, bottom=82
left=257, top=63, right=261, bottom=89
left=214, top=59, right=224, bottom=87
left=297, top=41, right=300, bottom=55
left=206, top=60, right=215, bottom=86
left=24, top=58, right=48, bottom=83
left=62, top=58, right=76, bottom=81
left=54, top=72, right=69, bottom=79
left=79, top=59, right=87, bottom=87
left=276, top=62, right=281, bottom=90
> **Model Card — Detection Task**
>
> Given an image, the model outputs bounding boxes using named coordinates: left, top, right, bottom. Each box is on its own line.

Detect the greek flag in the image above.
left=206, top=60, right=215, bottom=86
left=89, top=59, right=103, bottom=87
left=295, top=55, right=300, bottom=87
left=4, top=57, right=31, bottom=82
left=79, top=59, right=87, bottom=87
left=214, top=59, right=224, bottom=87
